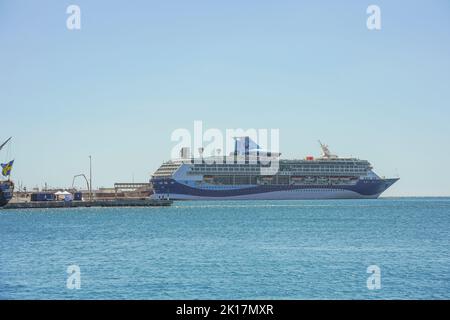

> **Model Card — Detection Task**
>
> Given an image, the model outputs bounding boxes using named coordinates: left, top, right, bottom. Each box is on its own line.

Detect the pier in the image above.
left=2, top=198, right=172, bottom=210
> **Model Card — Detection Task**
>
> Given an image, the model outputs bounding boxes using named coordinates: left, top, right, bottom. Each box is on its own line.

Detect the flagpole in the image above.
left=89, top=155, right=92, bottom=201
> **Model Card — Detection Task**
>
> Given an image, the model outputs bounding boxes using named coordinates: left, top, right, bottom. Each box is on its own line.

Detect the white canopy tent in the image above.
left=54, top=191, right=73, bottom=201
left=54, top=191, right=71, bottom=195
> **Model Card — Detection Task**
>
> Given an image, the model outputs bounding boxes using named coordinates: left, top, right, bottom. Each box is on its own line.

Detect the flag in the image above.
left=1, top=160, right=14, bottom=177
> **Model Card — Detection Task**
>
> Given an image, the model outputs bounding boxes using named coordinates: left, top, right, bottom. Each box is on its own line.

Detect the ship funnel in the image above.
left=233, top=136, right=261, bottom=155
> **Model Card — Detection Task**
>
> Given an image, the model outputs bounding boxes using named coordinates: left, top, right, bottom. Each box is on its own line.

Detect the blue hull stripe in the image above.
left=151, top=178, right=398, bottom=198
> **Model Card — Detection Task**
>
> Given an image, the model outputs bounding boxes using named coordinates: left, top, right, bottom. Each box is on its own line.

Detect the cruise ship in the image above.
left=150, top=137, right=399, bottom=200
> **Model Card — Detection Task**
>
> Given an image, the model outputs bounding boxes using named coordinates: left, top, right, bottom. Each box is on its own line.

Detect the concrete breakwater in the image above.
left=2, top=199, right=172, bottom=209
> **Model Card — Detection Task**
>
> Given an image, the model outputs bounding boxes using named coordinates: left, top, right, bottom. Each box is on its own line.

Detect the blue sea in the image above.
left=0, top=198, right=449, bottom=299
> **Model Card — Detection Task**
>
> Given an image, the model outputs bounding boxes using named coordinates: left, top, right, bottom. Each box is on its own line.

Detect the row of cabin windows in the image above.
left=192, top=167, right=366, bottom=173
left=192, top=165, right=367, bottom=170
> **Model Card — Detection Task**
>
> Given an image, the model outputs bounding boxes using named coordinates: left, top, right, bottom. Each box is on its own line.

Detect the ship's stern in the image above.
left=0, top=180, right=14, bottom=207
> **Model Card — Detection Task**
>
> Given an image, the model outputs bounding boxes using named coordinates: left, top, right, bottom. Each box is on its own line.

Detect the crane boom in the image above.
left=0, top=137, right=12, bottom=152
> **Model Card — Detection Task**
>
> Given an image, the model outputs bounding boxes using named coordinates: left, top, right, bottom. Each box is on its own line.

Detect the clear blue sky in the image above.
left=1, top=0, right=449, bottom=196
